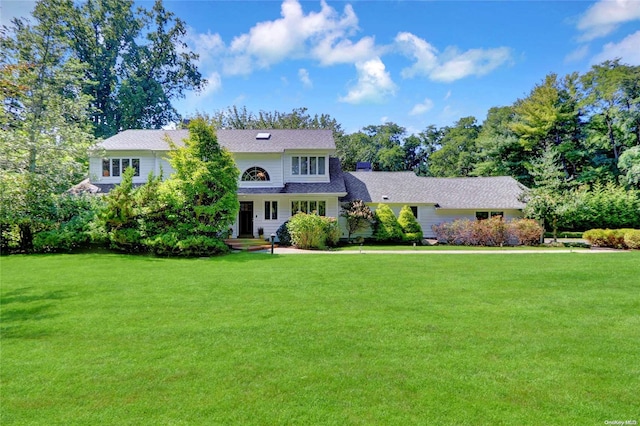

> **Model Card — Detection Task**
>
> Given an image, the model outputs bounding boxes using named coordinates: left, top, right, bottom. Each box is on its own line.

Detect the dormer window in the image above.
left=242, top=167, right=270, bottom=181
left=291, top=156, right=326, bottom=175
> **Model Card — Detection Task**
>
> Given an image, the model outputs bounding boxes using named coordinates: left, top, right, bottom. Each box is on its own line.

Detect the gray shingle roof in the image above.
left=94, top=129, right=335, bottom=153
left=238, top=158, right=346, bottom=195
left=341, top=172, right=527, bottom=210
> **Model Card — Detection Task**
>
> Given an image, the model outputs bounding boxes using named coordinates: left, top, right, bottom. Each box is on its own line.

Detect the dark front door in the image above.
left=239, top=201, right=254, bottom=237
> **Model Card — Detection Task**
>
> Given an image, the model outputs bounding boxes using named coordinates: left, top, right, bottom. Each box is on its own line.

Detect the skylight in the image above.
left=256, top=132, right=271, bottom=140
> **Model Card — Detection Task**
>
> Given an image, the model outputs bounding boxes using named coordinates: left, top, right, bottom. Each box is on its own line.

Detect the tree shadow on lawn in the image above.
left=0, top=288, right=70, bottom=339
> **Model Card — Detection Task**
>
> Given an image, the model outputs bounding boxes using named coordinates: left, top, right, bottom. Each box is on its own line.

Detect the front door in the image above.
left=239, top=201, right=254, bottom=237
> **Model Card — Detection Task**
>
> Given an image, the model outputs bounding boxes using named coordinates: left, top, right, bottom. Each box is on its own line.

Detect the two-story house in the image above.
left=85, top=128, right=526, bottom=239
left=88, top=129, right=347, bottom=238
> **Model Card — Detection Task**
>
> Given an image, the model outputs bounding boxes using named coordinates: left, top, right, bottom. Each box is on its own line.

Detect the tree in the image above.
left=429, top=116, right=480, bottom=177
left=25, top=0, right=205, bottom=137
left=618, top=146, right=640, bottom=188
left=373, top=204, right=403, bottom=242
left=397, top=205, right=422, bottom=242
left=340, top=199, right=375, bottom=242
left=522, top=145, right=571, bottom=241
left=143, top=119, right=239, bottom=256
left=0, top=5, right=95, bottom=251
left=581, top=60, right=640, bottom=165
left=473, top=106, right=532, bottom=185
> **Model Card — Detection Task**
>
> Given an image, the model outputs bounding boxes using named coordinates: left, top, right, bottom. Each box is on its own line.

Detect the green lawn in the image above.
left=2, top=252, right=639, bottom=425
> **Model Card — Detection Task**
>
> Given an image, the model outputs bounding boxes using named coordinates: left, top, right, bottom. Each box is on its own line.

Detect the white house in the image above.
left=84, top=128, right=527, bottom=239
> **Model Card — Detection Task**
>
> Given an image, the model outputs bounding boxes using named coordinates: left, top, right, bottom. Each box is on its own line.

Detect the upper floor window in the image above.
left=242, top=167, right=270, bottom=181
left=291, top=156, right=326, bottom=175
left=103, top=158, right=140, bottom=177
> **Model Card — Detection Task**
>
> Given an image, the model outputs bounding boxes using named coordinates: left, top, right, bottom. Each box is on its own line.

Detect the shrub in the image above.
left=276, top=220, right=292, bottom=246
left=324, top=217, right=341, bottom=247
left=341, top=200, right=375, bottom=241
left=398, top=205, right=423, bottom=242
left=287, top=213, right=339, bottom=250
left=624, top=229, right=640, bottom=249
left=583, top=229, right=607, bottom=247
left=583, top=228, right=640, bottom=249
left=373, top=204, right=403, bottom=242
left=509, top=219, right=544, bottom=246
left=432, top=217, right=543, bottom=246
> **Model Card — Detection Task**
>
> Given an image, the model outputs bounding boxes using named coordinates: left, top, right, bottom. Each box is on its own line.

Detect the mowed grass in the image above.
left=1, top=252, right=639, bottom=425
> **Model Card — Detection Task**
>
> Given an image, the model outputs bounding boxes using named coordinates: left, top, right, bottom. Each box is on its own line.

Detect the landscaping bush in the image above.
left=432, top=217, right=543, bottom=246
left=624, top=230, right=640, bottom=249
left=509, top=219, right=544, bottom=246
left=373, top=204, right=404, bottom=242
left=398, top=205, right=423, bottom=242
left=276, top=220, right=292, bottom=246
left=287, top=213, right=339, bottom=250
left=583, top=228, right=640, bottom=249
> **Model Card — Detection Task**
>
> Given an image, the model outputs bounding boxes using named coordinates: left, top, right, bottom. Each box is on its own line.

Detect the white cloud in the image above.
left=187, top=30, right=225, bottom=65
left=339, top=57, right=397, bottom=104
left=395, top=32, right=511, bottom=82
left=444, top=90, right=452, bottom=100
left=312, top=36, right=378, bottom=66
left=395, top=32, right=439, bottom=78
left=592, top=30, right=640, bottom=64
left=565, top=45, right=590, bottom=63
left=409, top=98, right=434, bottom=116
left=430, top=47, right=512, bottom=82
left=298, top=68, right=313, bottom=88
left=225, top=0, right=365, bottom=74
left=577, top=0, right=640, bottom=41
left=199, top=72, right=222, bottom=98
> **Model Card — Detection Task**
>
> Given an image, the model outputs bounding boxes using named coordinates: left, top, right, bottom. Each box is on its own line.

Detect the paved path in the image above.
left=263, top=247, right=624, bottom=255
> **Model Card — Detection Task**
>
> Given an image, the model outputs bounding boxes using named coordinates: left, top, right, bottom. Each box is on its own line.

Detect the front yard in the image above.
left=1, top=252, right=638, bottom=424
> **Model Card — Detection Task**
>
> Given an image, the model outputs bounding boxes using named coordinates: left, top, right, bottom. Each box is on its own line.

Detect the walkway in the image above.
left=264, top=247, right=623, bottom=255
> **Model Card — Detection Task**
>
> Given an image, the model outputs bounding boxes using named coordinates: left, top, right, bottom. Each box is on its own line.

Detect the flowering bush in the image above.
left=432, top=217, right=543, bottom=246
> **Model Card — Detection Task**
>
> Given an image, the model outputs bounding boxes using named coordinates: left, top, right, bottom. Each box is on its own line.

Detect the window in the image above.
left=475, top=211, right=503, bottom=220
left=264, top=201, right=278, bottom=220
left=102, top=158, right=140, bottom=177
left=410, top=206, right=418, bottom=219
left=292, top=157, right=300, bottom=175
left=291, top=156, right=327, bottom=176
left=291, top=200, right=327, bottom=216
left=242, top=167, right=270, bottom=181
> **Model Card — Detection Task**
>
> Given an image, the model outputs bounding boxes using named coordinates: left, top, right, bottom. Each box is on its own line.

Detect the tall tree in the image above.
left=1, top=5, right=94, bottom=251
left=429, top=116, right=480, bottom=177
left=29, top=0, right=205, bottom=137
left=472, top=106, right=532, bottom=184
left=581, top=60, right=640, bottom=165
left=522, top=145, right=572, bottom=240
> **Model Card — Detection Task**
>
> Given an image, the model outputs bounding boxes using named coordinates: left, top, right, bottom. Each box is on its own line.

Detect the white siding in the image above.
left=89, top=151, right=157, bottom=184
left=231, top=195, right=340, bottom=239
left=235, top=153, right=284, bottom=188
left=339, top=203, right=524, bottom=239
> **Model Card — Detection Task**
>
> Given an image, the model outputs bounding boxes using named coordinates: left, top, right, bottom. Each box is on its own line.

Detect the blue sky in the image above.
left=3, top=0, right=640, bottom=134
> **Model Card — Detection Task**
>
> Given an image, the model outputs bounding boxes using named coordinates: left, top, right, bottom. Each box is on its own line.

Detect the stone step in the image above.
left=224, top=238, right=277, bottom=252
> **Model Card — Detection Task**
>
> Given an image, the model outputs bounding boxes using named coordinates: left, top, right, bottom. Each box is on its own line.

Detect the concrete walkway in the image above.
left=263, top=247, right=624, bottom=255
